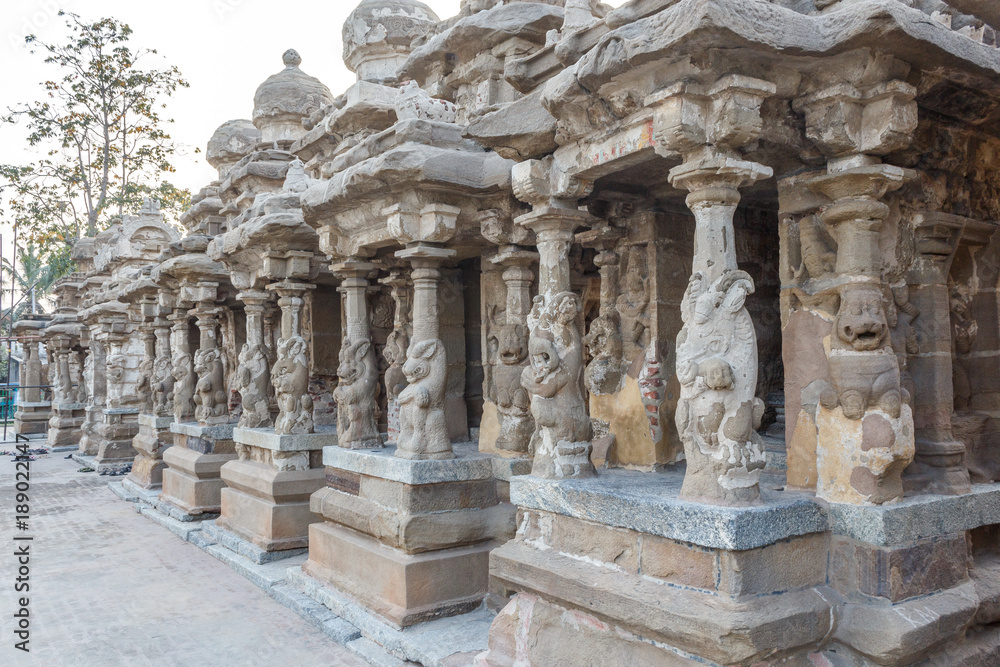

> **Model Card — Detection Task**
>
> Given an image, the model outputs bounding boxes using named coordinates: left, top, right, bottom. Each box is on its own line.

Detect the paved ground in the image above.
left=0, top=449, right=371, bottom=667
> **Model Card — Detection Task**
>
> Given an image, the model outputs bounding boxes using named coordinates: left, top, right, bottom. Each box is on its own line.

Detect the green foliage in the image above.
left=0, top=11, right=192, bottom=273
left=2, top=242, right=60, bottom=312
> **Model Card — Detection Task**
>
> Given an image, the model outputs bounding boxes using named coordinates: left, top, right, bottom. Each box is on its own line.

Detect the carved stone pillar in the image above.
left=237, top=291, right=273, bottom=429
left=794, top=74, right=919, bottom=504
left=903, top=213, right=971, bottom=495
left=102, top=317, right=130, bottom=411
left=21, top=337, right=42, bottom=403
left=512, top=191, right=595, bottom=479
left=137, top=322, right=156, bottom=416
left=331, top=260, right=381, bottom=449
left=380, top=268, right=412, bottom=442
left=52, top=337, right=73, bottom=407
left=669, top=157, right=770, bottom=504
left=152, top=315, right=174, bottom=418
left=170, top=310, right=196, bottom=423
left=193, top=302, right=228, bottom=426
left=394, top=244, right=457, bottom=460
left=578, top=227, right=625, bottom=399
left=489, top=246, right=537, bottom=456
left=267, top=280, right=316, bottom=435
left=651, top=75, right=776, bottom=504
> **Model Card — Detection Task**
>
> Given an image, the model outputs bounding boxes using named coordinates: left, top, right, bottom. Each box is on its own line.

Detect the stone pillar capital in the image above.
left=793, top=78, right=917, bottom=159
left=651, top=74, right=776, bottom=159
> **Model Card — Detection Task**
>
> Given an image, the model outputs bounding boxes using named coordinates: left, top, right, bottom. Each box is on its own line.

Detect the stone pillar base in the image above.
left=15, top=401, right=51, bottom=436
left=93, top=407, right=140, bottom=467
left=159, top=422, right=235, bottom=517
left=127, top=414, right=174, bottom=490
left=303, top=443, right=515, bottom=628
left=214, top=427, right=331, bottom=555
left=483, top=470, right=833, bottom=666
left=903, top=438, right=972, bottom=496
left=45, top=402, right=85, bottom=447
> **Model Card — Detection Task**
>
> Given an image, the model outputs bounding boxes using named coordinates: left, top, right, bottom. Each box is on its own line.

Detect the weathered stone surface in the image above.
left=322, top=443, right=494, bottom=484
left=828, top=483, right=1000, bottom=545
left=830, top=533, right=970, bottom=603
left=303, top=521, right=495, bottom=628
left=510, top=468, right=828, bottom=550
left=489, top=540, right=834, bottom=666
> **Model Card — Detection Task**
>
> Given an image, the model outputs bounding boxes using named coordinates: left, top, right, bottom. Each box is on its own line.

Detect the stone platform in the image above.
left=159, top=421, right=235, bottom=520
left=304, top=443, right=515, bottom=628
left=212, top=426, right=333, bottom=560
left=485, top=467, right=1000, bottom=666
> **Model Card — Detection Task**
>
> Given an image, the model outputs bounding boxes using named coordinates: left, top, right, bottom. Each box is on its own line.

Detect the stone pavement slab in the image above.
left=0, top=453, right=371, bottom=667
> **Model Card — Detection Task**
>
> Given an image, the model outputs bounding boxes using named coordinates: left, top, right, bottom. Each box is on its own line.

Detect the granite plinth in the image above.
left=828, top=482, right=1000, bottom=546
left=202, top=518, right=308, bottom=564
left=170, top=421, right=235, bottom=440
left=322, top=442, right=493, bottom=485
left=492, top=456, right=533, bottom=483
left=235, top=425, right=336, bottom=451
left=103, top=407, right=140, bottom=416
left=17, top=400, right=52, bottom=409
left=511, top=467, right=828, bottom=551
left=138, top=413, right=174, bottom=429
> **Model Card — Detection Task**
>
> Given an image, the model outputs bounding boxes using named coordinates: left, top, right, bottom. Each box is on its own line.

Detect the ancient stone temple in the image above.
left=80, top=0, right=1000, bottom=664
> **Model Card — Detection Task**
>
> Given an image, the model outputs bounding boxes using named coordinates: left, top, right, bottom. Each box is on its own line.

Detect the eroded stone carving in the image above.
left=820, top=284, right=903, bottom=420
left=194, top=347, right=227, bottom=424
left=397, top=338, right=451, bottom=459
left=237, top=293, right=272, bottom=429
left=522, top=292, right=594, bottom=478
left=273, top=336, right=313, bottom=434
left=269, top=281, right=315, bottom=435
left=617, top=247, right=650, bottom=363
left=334, top=338, right=381, bottom=449
left=675, top=270, right=766, bottom=504
left=488, top=305, right=533, bottom=453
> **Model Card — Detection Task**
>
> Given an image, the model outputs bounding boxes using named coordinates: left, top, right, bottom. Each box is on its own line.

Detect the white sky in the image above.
left=0, top=0, right=626, bottom=277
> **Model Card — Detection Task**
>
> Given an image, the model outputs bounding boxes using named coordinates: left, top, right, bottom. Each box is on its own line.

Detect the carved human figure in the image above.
left=675, top=271, right=766, bottom=504
left=616, top=253, right=650, bottom=362
left=396, top=338, right=451, bottom=459
left=488, top=305, right=533, bottom=453
left=194, top=347, right=228, bottom=423
left=334, top=337, right=382, bottom=449
left=272, top=336, right=313, bottom=435
left=820, top=284, right=903, bottom=421
left=521, top=292, right=594, bottom=478
left=583, top=314, right=624, bottom=395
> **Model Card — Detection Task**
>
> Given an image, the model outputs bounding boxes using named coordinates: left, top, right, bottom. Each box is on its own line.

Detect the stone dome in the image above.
left=252, top=50, right=333, bottom=143
left=343, top=0, right=439, bottom=82
left=206, top=119, right=261, bottom=178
